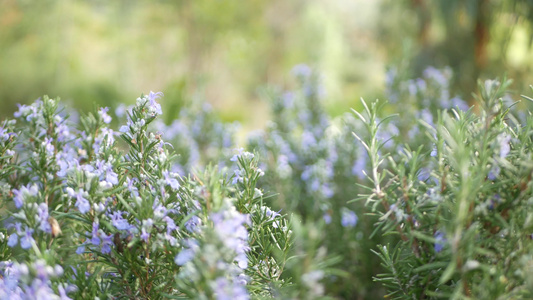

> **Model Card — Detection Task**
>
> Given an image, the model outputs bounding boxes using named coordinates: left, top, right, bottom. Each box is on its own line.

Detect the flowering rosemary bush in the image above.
left=0, top=94, right=297, bottom=299
left=357, top=80, right=533, bottom=299
left=2, top=65, right=533, bottom=299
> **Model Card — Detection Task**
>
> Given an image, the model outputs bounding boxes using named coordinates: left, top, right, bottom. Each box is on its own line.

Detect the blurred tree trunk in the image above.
left=412, top=0, right=431, bottom=47
left=474, top=0, right=490, bottom=74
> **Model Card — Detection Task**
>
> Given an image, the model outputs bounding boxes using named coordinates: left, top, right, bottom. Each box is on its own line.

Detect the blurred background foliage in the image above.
left=1, top=0, right=533, bottom=131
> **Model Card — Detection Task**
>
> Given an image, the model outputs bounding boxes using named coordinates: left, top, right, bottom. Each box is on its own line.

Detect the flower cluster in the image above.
left=147, top=101, right=239, bottom=176
left=247, top=66, right=358, bottom=224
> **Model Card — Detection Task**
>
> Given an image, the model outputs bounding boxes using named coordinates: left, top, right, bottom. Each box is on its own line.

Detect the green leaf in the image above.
left=413, top=261, right=449, bottom=273
left=439, top=261, right=457, bottom=284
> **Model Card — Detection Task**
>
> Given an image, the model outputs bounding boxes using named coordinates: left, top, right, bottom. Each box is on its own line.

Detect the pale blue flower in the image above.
left=488, top=164, right=500, bottom=180
left=37, top=203, right=51, bottom=233
left=341, top=209, right=358, bottom=228
left=7, top=233, right=18, bottom=247
left=140, top=219, right=153, bottom=242
left=43, top=137, right=55, bottom=156
left=163, top=216, right=177, bottom=235
left=434, top=231, right=446, bottom=253
left=67, top=187, right=90, bottom=214
left=20, top=228, right=34, bottom=249
left=99, top=107, right=112, bottom=124
left=175, top=248, right=196, bottom=266
left=212, top=277, right=249, bottom=300
left=451, top=97, right=469, bottom=111
left=211, top=208, right=250, bottom=268
left=185, top=215, right=202, bottom=233
left=163, top=170, right=180, bottom=190
left=175, top=239, right=199, bottom=266
left=232, top=169, right=243, bottom=185
left=12, top=184, right=39, bottom=208
left=498, top=134, right=511, bottom=158
left=90, top=222, right=100, bottom=246
left=147, top=91, right=163, bottom=115
left=230, top=147, right=254, bottom=162
left=301, top=131, right=317, bottom=149
left=111, top=211, right=132, bottom=231
left=119, top=125, right=129, bottom=133
left=292, top=64, right=312, bottom=79
left=100, top=233, right=113, bottom=254
left=76, top=244, right=86, bottom=255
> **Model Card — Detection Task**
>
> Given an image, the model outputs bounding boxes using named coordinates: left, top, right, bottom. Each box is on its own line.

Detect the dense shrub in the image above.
left=1, top=66, right=533, bottom=299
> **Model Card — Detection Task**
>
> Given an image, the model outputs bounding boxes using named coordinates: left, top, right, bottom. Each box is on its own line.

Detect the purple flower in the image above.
left=76, top=244, right=86, bottom=254
left=323, top=213, right=332, bottom=224
left=91, top=222, right=100, bottom=246
left=430, top=145, right=437, bottom=157
left=163, top=170, right=180, bottom=190
left=423, top=66, right=450, bottom=87
left=352, top=148, right=367, bottom=180
left=140, top=219, right=153, bottom=242
left=93, top=127, right=116, bottom=154
left=185, top=215, right=202, bottom=233
left=498, top=134, right=511, bottom=158
left=99, top=107, right=112, bottom=124
left=37, top=203, right=51, bottom=233
left=232, top=169, right=243, bottom=185
left=211, top=208, right=251, bottom=268
left=54, top=120, right=70, bottom=142
left=115, top=104, right=128, bottom=118
left=163, top=216, right=177, bottom=235
left=292, top=64, right=312, bottom=79
left=7, top=233, right=18, bottom=247
left=119, top=125, right=129, bottom=133
left=377, top=121, right=399, bottom=148
left=43, top=137, right=55, bottom=156
left=434, top=231, right=446, bottom=253
left=175, top=248, right=196, bottom=266
left=14, top=102, right=38, bottom=120
left=20, top=228, right=34, bottom=249
left=418, top=109, right=434, bottom=127
left=262, top=207, right=281, bottom=221
left=451, top=97, right=469, bottom=111
left=0, top=261, right=19, bottom=290
left=407, top=79, right=418, bottom=96
left=175, top=239, right=199, bottom=266
left=301, top=131, right=317, bottom=149
left=94, top=160, right=118, bottom=186
left=56, top=148, right=79, bottom=178
left=126, top=177, right=139, bottom=197
left=110, top=211, right=132, bottom=231
left=67, top=187, right=90, bottom=214
left=0, top=127, right=10, bottom=142
left=341, top=209, right=358, bottom=228
left=321, top=183, right=334, bottom=199
left=140, top=228, right=150, bottom=242
left=488, top=165, right=500, bottom=180
left=12, top=184, right=39, bottom=208
left=418, top=167, right=432, bottom=182
left=212, top=277, right=249, bottom=300
left=230, top=148, right=254, bottom=162
left=147, top=91, right=163, bottom=115
left=100, top=233, right=113, bottom=254
left=153, top=203, right=168, bottom=219
left=58, top=284, right=72, bottom=300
